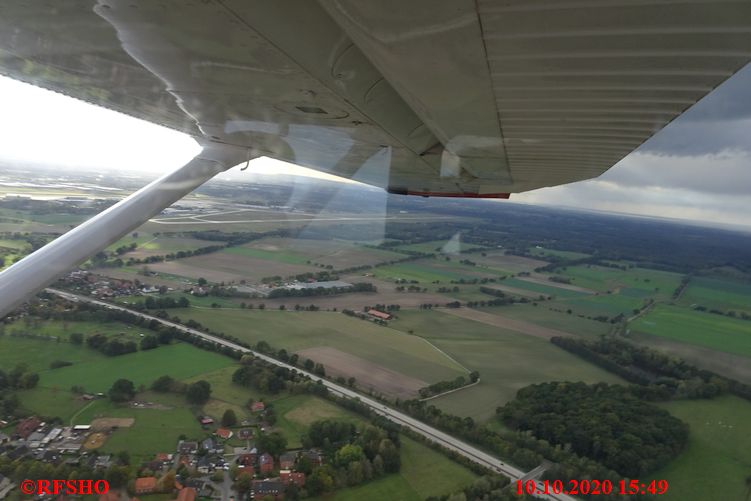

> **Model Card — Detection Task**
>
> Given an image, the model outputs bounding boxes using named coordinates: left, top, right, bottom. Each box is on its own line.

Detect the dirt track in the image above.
left=440, top=307, right=578, bottom=340
left=297, top=347, right=428, bottom=399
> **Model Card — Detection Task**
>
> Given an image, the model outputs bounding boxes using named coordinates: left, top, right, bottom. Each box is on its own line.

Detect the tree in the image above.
left=186, top=380, right=211, bottom=405
left=109, top=379, right=136, bottom=402
left=140, top=334, right=159, bottom=351
left=197, top=277, right=207, bottom=286
left=335, top=444, right=364, bottom=467
left=70, top=332, right=84, bottom=344
left=221, top=409, right=237, bottom=427
left=151, top=375, right=175, bottom=392
left=469, top=371, right=480, bottom=383
left=257, top=432, right=288, bottom=457
left=234, top=472, right=253, bottom=494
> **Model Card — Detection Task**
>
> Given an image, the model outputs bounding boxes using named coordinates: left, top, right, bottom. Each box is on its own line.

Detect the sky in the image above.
left=0, top=65, right=749, bottom=229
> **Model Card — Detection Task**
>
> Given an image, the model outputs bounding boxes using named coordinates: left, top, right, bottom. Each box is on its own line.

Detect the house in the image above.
left=279, top=453, right=296, bottom=470
left=196, top=455, right=212, bottom=474
left=175, top=487, right=196, bottom=501
left=303, top=449, right=323, bottom=466
left=177, top=440, right=198, bottom=455
left=0, top=432, right=9, bottom=445
left=238, top=429, right=252, bottom=440
left=367, top=309, right=392, bottom=320
left=201, top=437, right=218, bottom=452
left=237, top=454, right=254, bottom=467
left=215, top=428, right=233, bottom=440
left=279, top=471, right=305, bottom=487
left=15, top=416, right=41, bottom=439
left=198, top=416, right=214, bottom=426
left=251, top=479, right=286, bottom=500
left=94, top=455, right=112, bottom=469
left=135, top=477, right=158, bottom=495
left=250, top=401, right=265, bottom=413
left=259, top=453, right=274, bottom=474
left=99, top=491, right=120, bottom=501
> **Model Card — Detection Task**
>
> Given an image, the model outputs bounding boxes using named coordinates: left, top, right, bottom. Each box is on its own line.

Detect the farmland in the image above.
left=652, top=396, right=751, bottom=501
left=555, top=264, right=683, bottom=298
left=391, top=310, right=624, bottom=421
left=631, top=304, right=751, bottom=357
left=373, top=259, right=504, bottom=283
left=175, top=308, right=467, bottom=396
left=679, top=276, right=751, bottom=315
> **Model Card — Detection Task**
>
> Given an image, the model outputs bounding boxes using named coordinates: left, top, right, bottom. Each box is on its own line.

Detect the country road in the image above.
left=46, top=288, right=576, bottom=501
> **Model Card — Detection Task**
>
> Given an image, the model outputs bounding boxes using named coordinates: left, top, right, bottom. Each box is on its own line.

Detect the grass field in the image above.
left=272, top=394, right=365, bottom=448
left=392, top=310, right=624, bottom=421
left=503, top=277, right=586, bottom=298
left=559, top=292, right=649, bottom=318
left=373, top=259, right=503, bottom=284
left=652, top=396, right=751, bottom=501
left=680, top=276, right=751, bottom=315
left=74, top=391, right=204, bottom=461
left=528, top=247, right=590, bottom=260
left=242, top=237, right=405, bottom=268
left=223, top=246, right=311, bottom=265
left=176, top=309, right=467, bottom=387
left=37, top=343, right=235, bottom=393
left=556, top=265, right=682, bottom=297
left=3, top=318, right=153, bottom=344
left=313, top=436, right=477, bottom=500
left=495, top=304, right=612, bottom=338
left=631, top=304, right=751, bottom=357
left=394, top=240, right=486, bottom=255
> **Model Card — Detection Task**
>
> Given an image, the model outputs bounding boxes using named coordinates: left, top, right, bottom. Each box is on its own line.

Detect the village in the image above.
left=0, top=401, right=319, bottom=501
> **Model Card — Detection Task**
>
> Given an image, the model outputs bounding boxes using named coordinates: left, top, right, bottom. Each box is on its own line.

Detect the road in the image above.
left=47, top=288, right=575, bottom=501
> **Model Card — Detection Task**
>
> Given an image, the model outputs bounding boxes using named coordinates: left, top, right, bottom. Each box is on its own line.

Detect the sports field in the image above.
left=652, top=396, right=751, bottom=501
left=631, top=304, right=751, bottom=357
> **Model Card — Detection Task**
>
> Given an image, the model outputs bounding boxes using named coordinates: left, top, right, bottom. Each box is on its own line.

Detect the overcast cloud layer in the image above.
left=514, top=64, right=751, bottom=229
left=0, top=62, right=749, bottom=230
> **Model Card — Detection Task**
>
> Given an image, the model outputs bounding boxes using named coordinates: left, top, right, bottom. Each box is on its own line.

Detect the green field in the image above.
left=392, top=310, right=624, bottom=421
left=680, top=276, right=751, bottom=315
left=631, top=304, right=751, bottom=357
left=556, top=265, right=682, bottom=297
left=528, top=247, right=590, bottom=260
left=494, top=304, right=612, bottom=337
left=176, top=309, right=466, bottom=384
left=37, top=343, right=235, bottom=393
left=373, top=259, right=502, bottom=284
left=75, top=391, right=205, bottom=461
left=394, top=240, right=486, bottom=254
left=652, top=396, right=751, bottom=501
left=503, top=277, right=587, bottom=298
left=3, top=318, right=152, bottom=344
left=0, top=335, right=108, bottom=373
left=559, top=292, right=649, bottom=318
left=313, top=436, right=477, bottom=501
left=223, top=246, right=311, bottom=265
left=272, top=394, right=365, bottom=448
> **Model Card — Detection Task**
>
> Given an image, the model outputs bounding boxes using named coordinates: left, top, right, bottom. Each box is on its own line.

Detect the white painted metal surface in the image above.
left=0, top=144, right=244, bottom=317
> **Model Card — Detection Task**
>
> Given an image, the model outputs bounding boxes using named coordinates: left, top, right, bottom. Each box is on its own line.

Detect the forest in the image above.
left=497, top=382, right=689, bottom=477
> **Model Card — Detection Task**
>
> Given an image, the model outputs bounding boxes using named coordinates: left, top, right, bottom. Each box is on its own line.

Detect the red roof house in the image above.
left=280, top=471, right=306, bottom=487
left=259, top=453, right=274, bottom=474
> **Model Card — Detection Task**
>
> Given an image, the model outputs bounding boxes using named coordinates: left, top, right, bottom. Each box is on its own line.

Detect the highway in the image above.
left=47, top=288, right=576, bottom=501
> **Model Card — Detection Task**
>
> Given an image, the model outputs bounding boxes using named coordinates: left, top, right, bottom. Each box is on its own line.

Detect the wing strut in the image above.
left=0, top=143, right=246, bottom=318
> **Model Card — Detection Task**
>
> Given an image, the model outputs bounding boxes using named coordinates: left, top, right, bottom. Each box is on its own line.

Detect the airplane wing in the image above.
left=1, top=0, right=750, bottom=197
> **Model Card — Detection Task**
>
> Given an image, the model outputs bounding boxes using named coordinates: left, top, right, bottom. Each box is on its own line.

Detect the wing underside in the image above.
left=0, top=0, right=749, bottom=196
